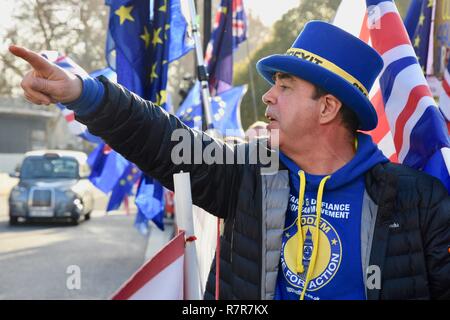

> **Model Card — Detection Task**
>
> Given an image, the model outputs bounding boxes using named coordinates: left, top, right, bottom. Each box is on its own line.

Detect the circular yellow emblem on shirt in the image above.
left=281, top=215, right=342, bottom=292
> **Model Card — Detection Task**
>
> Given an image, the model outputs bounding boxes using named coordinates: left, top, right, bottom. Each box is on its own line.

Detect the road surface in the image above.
left=0, top=193, right=149, bottom=300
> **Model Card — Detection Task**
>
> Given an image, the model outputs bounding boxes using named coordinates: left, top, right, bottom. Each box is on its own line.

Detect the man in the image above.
left=10, top=21, right=450, bottom=300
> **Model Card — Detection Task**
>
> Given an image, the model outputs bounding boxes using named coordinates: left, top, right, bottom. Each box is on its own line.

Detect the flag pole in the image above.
left=426, top=0, right=436, bottom=77
left=124, top=195, right=130, bottom=216
left=186, top=0, right=222, bottom=300
left=203, top=0, right=212, bottom=53
left=187, top=0, right=215, bottom=132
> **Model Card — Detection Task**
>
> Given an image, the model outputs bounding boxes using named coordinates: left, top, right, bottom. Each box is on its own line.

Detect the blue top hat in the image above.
left=256, top=21, right=383, bottom=131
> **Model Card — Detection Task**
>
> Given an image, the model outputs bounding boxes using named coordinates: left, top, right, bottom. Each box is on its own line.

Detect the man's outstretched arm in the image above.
left=9, top=45, right=241, bottom=219
left=77, top=76, right=241, bottom=219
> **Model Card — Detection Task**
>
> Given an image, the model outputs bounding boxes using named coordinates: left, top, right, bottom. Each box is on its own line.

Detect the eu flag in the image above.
left=411, top=0, right=433, bottom=73
left=105, top=0, right=193, bottom=229
left=106, top=163, right=140, bottom=212
left=148, top=0, right=171, bottom=108
left=108, top=0, right=186, bottom=106
left=403, top=0, right=424, bottom=40
left=88, top=143, right=130, bottom=194
left=168, top=0, right=194, bottom=63
left=87, top=143, right=109, bottom=180
left=177, top=82, right=247, bottom=137
left=134, top=0, right=176, bottom=230
left=103, top=0, right=153, bottom=214
left=106, top=0, right=153, bottom=99
left=135, top=175, right=165, bottom=231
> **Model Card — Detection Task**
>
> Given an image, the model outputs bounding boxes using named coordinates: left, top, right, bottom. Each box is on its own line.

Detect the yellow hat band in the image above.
left=286, top=48, right=369, bottom=97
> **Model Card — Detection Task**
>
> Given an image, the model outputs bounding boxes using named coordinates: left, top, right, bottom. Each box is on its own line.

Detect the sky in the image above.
left=0, top=0, right=301, bottom=57
left=0, top=1, right=14, bottom=29
left=244, top=0, right=300, bottom=26
left=0, top=0, right=301, bottom=29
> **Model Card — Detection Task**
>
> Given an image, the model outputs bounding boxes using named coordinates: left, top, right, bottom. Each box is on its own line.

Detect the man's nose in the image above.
left=262, top=86, right=276, bottom=106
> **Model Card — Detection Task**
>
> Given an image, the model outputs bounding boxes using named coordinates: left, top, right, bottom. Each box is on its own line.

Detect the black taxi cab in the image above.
left=8, top=150, right=94, bottom=225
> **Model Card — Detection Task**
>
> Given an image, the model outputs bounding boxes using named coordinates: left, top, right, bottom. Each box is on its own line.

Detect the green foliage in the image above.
left=234, top=0, right=340, bottom=129
left=395, top=0, right=412, bottom=18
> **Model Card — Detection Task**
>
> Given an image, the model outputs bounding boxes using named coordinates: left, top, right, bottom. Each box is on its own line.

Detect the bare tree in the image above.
left=0, top=0, right=109, bottom=96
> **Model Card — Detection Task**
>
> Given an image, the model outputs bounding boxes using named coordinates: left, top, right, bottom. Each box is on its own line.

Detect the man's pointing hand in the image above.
left=9, top=45, right=82, bottom=105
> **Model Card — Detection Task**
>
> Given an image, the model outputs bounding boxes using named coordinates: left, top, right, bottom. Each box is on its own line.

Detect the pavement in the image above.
left=0, top=193, right=148, bottom=299
left=0, top=173, right=175, bottom=262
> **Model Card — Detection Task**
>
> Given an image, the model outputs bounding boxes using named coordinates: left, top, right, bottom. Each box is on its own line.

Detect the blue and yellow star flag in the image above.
left=177, top=82, right=247, bottom=137
left=403, top=0, right=424, bottom=40
left=87, top=143, right=109, bottom=182
left=106, top=0, right=153, bottom=99
left=135, top=0, right=175, bottom=231
left=135, top=175, right=165, bottom=231
left=168, top=0, right=194, bottom=63
left=88, top=144, right=130, bottom=194
left=107, top=163, right=141, bottom=212
left=105, top=0, right=192, bottom=230
left=411, top=0, right=434, bottom=73
left=107, top=0, right=191, bottom=105
left=148, top=0, right=172, bottom=107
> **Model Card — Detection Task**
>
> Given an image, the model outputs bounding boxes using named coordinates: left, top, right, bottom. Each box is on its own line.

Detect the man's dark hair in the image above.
left=312, top=85, right=359, bottom=137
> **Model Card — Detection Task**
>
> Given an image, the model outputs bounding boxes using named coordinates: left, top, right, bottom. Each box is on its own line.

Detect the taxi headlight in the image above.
left=73, top=198, right=83, bottom=212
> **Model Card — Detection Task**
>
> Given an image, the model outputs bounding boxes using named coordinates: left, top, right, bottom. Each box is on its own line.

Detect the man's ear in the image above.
left=319, top=94, right=342, bottom=125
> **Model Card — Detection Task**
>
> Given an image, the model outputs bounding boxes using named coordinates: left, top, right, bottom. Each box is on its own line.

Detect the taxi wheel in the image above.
left=70, top=216, right=79, bottom=226
left=9, top=217, right=18, bottom=226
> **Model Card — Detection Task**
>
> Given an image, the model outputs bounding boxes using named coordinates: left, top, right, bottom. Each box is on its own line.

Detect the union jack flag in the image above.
left=204, top=0, right=247, bottom=95
left=232, top=0, right=247, bottom=47
left=334, top=0, right=450, bottom=192
left=40, top=51, right=114, bottom=144
left=334, top=0, right=397, bottom=161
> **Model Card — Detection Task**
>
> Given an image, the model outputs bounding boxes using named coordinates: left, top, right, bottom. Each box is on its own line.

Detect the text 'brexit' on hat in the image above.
left=256, top=20, right=383, bottom=131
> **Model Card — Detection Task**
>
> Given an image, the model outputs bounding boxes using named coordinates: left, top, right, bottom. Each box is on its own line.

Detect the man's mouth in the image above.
left=266, top=114, right=277, bottom=122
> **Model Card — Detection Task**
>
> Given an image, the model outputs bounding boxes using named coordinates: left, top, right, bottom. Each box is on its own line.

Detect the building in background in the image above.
left=0, top=97, right=86, bottom=173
